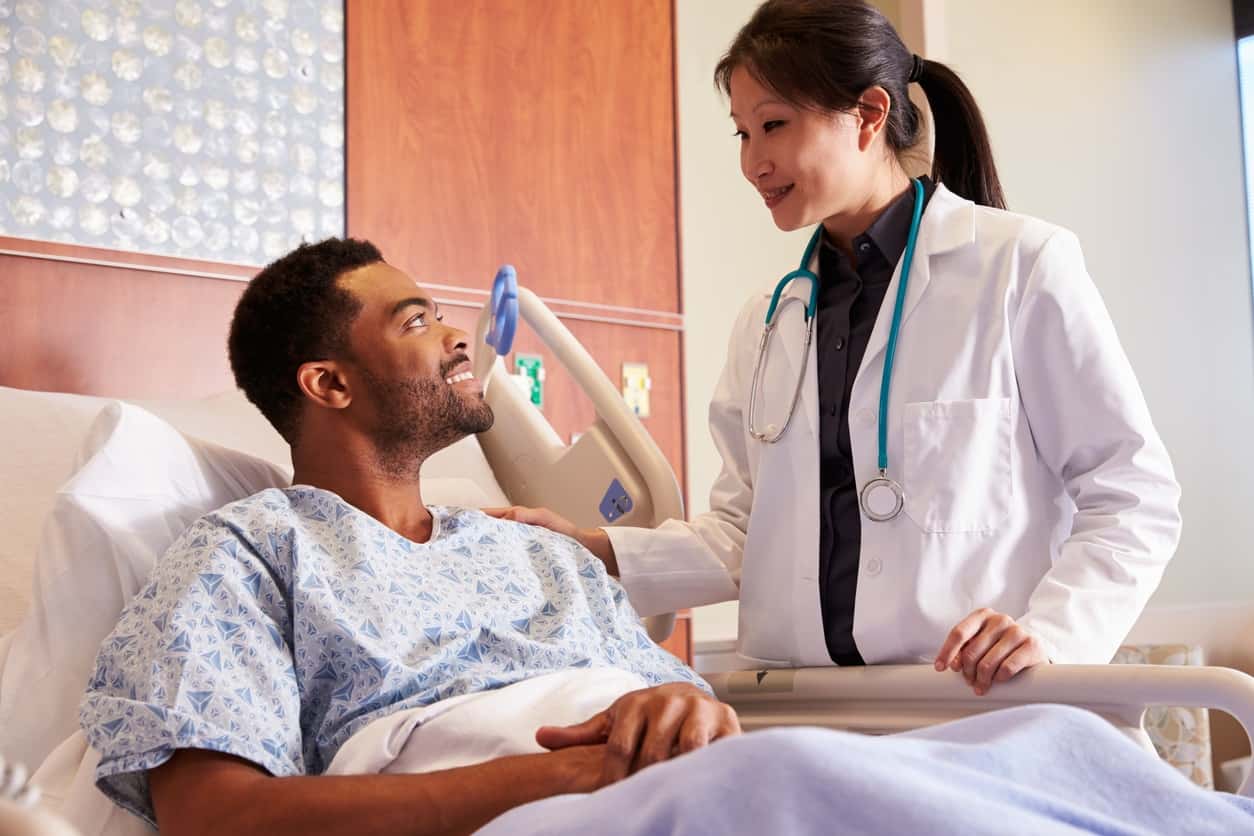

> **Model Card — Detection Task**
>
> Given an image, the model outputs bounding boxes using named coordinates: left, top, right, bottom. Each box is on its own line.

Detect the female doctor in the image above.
left=495, top=0, right=1182, bottom=694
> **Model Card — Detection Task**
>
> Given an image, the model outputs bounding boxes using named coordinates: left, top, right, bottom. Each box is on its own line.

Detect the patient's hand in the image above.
left=934, top=608, right=1050, bottom=695
left=484, top=505, right=619, bottom=575
left=534, top=683, right=740, bottom=783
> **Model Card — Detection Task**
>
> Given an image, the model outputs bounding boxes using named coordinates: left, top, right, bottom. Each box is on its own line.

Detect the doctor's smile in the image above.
left=759, top=184, right=795, bottom=208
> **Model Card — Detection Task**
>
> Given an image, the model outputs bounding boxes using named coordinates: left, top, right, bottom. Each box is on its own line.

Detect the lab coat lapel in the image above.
left=859, top=184, right=976, bottom=378
left=755, top=247, right=825, bottom=667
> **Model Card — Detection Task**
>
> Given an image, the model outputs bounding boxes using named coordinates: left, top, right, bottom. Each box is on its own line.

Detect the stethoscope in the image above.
left=747, top=177, right=925, bottom=523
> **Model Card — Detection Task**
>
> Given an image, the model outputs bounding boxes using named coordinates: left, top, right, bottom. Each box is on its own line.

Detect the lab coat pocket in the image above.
left=903, top=397, right=1012, bottom=533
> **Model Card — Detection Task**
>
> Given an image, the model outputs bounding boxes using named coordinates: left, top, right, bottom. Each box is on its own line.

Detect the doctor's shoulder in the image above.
left=741, top=281, right=776, bottom=316
left=964, top=202, right=1091, bottom=292
left=967, top=200, right=1069, bottom=257
left=708, top=289, right=773, bottom=359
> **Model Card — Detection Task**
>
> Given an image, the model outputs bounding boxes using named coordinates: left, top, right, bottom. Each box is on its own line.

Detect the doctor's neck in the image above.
left=821, top=163, right=914, bottom=265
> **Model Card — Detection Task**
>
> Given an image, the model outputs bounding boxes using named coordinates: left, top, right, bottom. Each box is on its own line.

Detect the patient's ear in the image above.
left=296, top=361, right=352, bottom=410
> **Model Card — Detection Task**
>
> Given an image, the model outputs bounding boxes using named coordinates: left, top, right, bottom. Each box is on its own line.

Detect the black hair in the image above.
left=228, top=237, right=383, bottom=444
left=715, top=0, right=1006, bottom=210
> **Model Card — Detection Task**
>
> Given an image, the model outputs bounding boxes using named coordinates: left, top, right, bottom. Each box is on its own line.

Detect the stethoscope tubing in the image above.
left=748, top=178, right=926, bottom=522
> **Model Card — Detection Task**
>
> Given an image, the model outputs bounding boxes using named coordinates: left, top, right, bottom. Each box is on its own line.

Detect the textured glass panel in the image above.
left=0, top=0, right=345, bottom=262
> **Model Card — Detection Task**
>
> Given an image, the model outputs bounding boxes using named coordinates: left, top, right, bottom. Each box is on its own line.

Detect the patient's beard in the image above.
left=359, top=366, right=494, bottom=480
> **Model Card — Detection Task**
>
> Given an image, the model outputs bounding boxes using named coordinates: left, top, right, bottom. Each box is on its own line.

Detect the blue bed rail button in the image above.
left=485, top=264, right=518, bottom=356
left=599, top=479, right=633, bottom=523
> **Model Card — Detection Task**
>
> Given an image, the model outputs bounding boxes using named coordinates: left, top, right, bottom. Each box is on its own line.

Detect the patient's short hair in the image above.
left=229, top=237, right=383, bottom=444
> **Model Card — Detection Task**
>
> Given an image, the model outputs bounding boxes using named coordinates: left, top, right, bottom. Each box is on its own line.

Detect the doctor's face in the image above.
left=337, top=263, right=493, bottom=472
left=730, top=66, right=872, bottom=232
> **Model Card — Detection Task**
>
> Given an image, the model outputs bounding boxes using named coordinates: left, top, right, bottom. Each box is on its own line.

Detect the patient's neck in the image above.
left=291, top=434, right=434, bottom=545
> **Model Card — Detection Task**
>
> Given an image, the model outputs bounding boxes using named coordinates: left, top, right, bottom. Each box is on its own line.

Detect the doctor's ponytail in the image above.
left=715, top=0, right=1007, bottom=210
left=910, top=58, right=1005, bottom=210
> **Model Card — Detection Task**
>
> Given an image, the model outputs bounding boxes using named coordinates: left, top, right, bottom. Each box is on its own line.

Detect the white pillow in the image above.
left=0, top=387, right=112, bottom=635
left=135, top=390, right=292, bottom=468
left=424, top=437, right=510, bottom=507
left=0, top=387, right=293, bottom=634
left=0, top=402, right=291, bottom=769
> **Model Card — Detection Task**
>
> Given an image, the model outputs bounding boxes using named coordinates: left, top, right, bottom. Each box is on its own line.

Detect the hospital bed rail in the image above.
left=706, top=663, right=1254, bottom=798
left=471, top=285, right=683, bottom=641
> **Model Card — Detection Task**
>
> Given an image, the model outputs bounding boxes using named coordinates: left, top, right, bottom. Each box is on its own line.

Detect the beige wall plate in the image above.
left=622, top=361, right=651, bottom=418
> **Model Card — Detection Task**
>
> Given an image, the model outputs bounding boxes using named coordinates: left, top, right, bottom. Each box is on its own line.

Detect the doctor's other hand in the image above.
left=933, top=608, right=1050, bottom=696
left=534, top=683, right=741, bottom=784
left=484, top=505, right=619, bottom=575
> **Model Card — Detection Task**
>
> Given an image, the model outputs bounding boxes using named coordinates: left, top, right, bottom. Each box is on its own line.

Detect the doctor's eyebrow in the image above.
left=729, top=98, right=788, bottom=119
left=391, top=296, right=442, bottom=322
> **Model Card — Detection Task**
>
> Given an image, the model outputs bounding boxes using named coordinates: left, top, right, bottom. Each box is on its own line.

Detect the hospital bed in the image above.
left=1, top=289, right=1253, bottom=836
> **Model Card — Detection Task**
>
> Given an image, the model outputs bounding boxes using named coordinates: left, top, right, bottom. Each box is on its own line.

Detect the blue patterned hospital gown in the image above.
left=80, top=486, right=704, bottom=824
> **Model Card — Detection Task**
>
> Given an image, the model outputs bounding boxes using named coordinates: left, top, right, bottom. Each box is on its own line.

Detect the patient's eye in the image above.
left=733, top=128, right=748, bottom=141
left=404, top=312, right=429, bottom=329
left=763, top=119, right=785, bottom=133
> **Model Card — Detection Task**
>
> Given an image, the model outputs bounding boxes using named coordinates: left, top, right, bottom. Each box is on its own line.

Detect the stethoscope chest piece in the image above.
left=859, top=471, right=905, bottom=522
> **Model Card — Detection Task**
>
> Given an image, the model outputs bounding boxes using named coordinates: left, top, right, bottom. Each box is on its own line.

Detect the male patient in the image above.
left=79, top=238, right=738, bottom=835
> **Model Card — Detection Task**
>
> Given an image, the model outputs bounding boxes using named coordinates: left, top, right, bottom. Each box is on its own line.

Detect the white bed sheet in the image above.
left=327, top=667, right=646, bottom=776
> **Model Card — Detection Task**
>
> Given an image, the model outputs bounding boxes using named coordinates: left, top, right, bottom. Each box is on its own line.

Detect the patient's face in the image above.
left=338, top=262, right=493, bottom=474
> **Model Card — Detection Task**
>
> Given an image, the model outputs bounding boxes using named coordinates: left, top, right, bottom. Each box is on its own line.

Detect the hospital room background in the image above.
left=3, top=0, right=1254, bottom=823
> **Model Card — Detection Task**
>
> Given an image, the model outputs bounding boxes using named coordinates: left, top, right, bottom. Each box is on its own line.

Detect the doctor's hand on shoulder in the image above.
left=484, top=505, right=618, bottom=575
left=934, top=609, right=1051, bottom=696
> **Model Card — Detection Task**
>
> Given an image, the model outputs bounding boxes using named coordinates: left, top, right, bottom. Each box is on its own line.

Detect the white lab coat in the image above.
left=607, top=184, right=1182, bottom=667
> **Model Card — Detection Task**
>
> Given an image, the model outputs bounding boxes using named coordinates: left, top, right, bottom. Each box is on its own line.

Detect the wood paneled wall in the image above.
left=0, top=237, right=251, bottom=398
left=345, top=0, right=679, bottom=311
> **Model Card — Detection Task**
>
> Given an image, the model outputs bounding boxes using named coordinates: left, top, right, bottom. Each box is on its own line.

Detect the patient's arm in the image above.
left=150, top=744, right=609, bottom=836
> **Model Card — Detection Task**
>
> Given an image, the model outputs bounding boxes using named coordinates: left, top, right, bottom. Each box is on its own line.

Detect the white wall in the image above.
left=676, top=0, right=1254, bottom=646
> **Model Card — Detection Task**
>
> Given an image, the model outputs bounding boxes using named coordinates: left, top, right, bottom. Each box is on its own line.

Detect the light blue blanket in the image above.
left=481, top=705, right=1254, bottom=835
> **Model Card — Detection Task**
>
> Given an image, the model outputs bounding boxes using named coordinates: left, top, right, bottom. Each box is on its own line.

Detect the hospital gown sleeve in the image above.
left=567, top=540, right=711, bottom=694
left=604, top=297, right=760, bottom=616
left=1011, top=230, right=1182, bottom=664
left=79, top=514, right=303, bottom=826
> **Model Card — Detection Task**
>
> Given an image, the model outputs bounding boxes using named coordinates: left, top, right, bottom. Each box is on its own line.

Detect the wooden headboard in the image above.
left=0, top=236, right=254, bottom=398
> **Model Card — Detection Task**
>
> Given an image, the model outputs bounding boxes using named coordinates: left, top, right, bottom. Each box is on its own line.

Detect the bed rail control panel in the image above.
left=599, top=479, right=634, bottom=523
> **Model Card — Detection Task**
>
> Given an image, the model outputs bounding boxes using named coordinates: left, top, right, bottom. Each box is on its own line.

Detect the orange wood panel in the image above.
left=0, top=252, right=246, bottom=398
left=346, top=0, right=680, bottom=313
